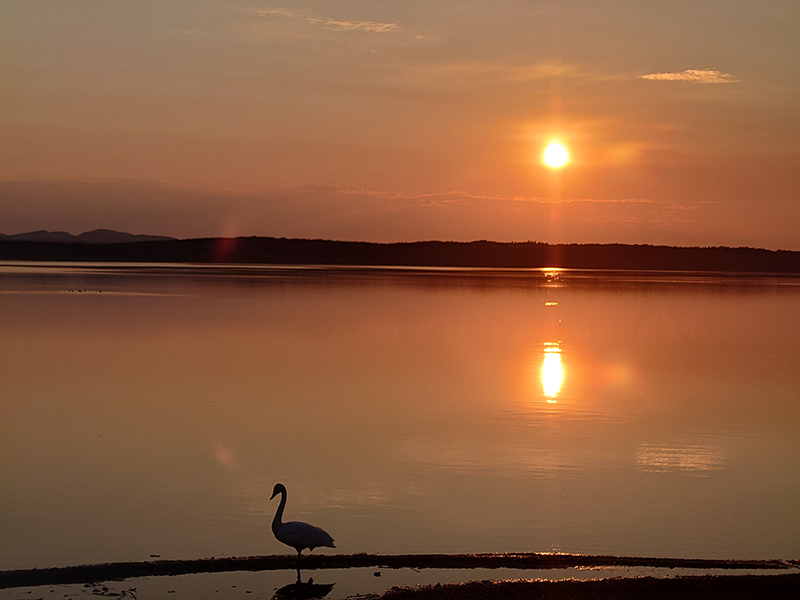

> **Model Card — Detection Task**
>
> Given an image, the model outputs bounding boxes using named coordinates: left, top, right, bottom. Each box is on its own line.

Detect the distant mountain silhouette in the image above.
left=1, top=235, right=800, bottom=273
left=0, top=229, right=174, bottom=244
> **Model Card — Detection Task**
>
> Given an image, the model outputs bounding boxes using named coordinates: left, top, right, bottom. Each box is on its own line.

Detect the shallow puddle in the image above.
left=3, top=564, right=799, bottom=600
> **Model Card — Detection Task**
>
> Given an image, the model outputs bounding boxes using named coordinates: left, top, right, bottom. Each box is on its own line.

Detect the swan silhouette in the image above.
left=270, top=483, right=335, bottom=557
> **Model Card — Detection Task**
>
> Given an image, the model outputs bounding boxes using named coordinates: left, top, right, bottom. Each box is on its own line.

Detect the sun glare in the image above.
left=542, top=343, right=563, bottom=401
left=543, top=142, right=569, bottom=168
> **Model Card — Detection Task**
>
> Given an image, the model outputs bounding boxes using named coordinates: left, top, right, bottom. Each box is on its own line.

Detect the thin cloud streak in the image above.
left=320, top=19, right=399, bottom=33
left=391, top=60, right=578, bottom=89
left=337, top=187, right=663, bottom=207
left=638, top=69, right=738, bottom=84
left=0, top=179, right=745, bottom=247
left=256, top=8, right=400, bottom=33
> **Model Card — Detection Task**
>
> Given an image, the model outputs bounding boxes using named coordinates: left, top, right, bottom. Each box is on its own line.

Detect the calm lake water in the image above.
left=1, top=262, right=799, bottom=571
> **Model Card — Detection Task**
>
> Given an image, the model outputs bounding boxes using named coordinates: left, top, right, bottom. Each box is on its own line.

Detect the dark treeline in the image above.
left=2, top=237, right=800, bottom=273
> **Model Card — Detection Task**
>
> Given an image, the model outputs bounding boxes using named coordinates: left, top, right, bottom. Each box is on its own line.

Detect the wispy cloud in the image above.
left=256, top=8, right=399, bottom=33
left=439, top=61, right=576, bottom=82
left=638, top=68, right=738, bottom=84
left=317, top=19, right=399, bottom=33
left=384, top=60, right=578, bottom=91
left=0, top=179, right=729, bottom=246
left=333, top=186, right=673, bottom=208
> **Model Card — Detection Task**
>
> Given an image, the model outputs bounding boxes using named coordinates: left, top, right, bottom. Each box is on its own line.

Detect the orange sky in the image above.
left=2, top=1, right=799, bottom=249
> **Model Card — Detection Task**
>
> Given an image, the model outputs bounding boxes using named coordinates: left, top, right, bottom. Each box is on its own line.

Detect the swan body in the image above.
left=270, top=483, right=335, bottom=557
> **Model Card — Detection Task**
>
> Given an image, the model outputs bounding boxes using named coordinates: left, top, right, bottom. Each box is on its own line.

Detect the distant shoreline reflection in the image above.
left=541, top=342, right=563, bottom=401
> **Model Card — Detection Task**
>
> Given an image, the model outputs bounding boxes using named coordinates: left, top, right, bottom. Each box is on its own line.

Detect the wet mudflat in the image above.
left=2, top=553, right=799, bottom=599
left=373, top=572, right=800, bottom=600
left=1, top=552, right=795, bottom=588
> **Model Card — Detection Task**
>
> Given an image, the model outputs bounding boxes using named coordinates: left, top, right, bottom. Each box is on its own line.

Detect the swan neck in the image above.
left=272, top=489, right=287, bottom=528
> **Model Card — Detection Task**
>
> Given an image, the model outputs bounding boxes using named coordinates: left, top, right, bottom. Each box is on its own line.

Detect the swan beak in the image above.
left=270, top=490, right=278, bottom=500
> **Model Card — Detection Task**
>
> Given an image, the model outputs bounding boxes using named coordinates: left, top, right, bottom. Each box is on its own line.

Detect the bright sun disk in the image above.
left=543, top=143, right=569, bottom=168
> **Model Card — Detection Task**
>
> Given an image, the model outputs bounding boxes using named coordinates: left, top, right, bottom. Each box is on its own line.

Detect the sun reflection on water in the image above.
left=542, top=342, right=563, bottom=401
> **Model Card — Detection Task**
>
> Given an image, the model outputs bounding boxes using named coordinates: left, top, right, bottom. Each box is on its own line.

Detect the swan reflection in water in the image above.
left=542, top=341, right=563, bottom=402
left=273, top=572, right=335, bottom=600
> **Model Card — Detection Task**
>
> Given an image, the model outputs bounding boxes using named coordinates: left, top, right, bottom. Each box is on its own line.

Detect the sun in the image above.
left=543, top=142, right=569, bottom=168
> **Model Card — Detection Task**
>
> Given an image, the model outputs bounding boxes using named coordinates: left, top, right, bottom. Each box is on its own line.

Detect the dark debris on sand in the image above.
left=368, top=573, right=800, bottom=600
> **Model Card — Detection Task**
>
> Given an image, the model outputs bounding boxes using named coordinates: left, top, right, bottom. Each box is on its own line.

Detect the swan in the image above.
left=270, top=483, right=335, bottom=557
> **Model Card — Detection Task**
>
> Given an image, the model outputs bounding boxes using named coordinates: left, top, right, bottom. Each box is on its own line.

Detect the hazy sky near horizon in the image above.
left=2, top=1, right=799, bottom=249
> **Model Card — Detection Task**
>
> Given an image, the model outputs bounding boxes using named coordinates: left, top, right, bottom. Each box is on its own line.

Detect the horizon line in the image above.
left=2, top=229, right=798, bottom=254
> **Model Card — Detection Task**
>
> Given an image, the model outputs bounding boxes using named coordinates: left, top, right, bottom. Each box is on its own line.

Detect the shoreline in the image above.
left=2, top=553, right=797, bottom=589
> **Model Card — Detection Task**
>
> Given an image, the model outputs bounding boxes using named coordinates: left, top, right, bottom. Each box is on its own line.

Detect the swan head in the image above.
left=270, top=483, right=287, bottom=500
